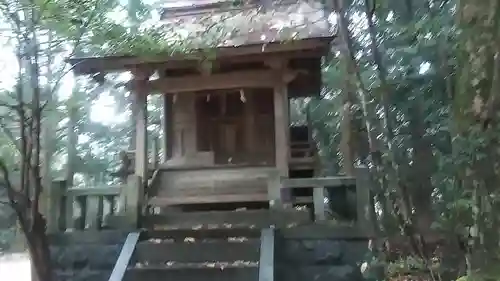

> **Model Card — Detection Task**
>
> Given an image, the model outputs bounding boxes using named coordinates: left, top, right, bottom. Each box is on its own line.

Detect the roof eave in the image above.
left=67, top=36, right=334, bottom=76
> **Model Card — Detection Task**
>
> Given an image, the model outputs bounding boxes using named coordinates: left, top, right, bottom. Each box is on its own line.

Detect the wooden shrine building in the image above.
left=44, top=4, right=376, bottom=281
left=64, top=0, right=368, bottom=229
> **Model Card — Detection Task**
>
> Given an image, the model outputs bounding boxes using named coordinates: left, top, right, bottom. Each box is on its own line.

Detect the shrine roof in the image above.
left=156, top=0, right=334, bottom=47
left=68, top=0, right=335, bottom=75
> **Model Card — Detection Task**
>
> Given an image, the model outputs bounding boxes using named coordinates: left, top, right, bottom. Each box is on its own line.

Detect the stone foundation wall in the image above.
left=278, top=238, right=372, bottom=281
left=49, top=231, right=128, bottom=281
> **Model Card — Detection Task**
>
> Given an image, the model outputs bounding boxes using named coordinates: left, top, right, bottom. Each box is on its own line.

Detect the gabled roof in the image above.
left=156, top=0, right=334, bottom=48
left=68, top=0, right=335, bottom=75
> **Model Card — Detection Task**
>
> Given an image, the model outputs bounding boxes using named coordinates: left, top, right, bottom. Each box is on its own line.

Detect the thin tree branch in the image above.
left=0, top=121, right=21, bottom=153
left=0, top=158, right=16, bottom=207
left=0, top=101, right=21, bottom=112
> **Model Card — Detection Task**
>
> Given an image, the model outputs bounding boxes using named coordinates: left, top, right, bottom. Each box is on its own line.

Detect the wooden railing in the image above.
left=48, top=180, right=124, bottom=232
left=279, top=166, right=372, bottom=231
left=46, top=136, right=162, bottom=233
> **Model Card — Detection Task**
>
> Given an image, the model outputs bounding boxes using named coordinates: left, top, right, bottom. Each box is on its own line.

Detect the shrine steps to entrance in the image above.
left=48, top=208, right=373, bottom=281
left=126, top=228, right=261, bottom=281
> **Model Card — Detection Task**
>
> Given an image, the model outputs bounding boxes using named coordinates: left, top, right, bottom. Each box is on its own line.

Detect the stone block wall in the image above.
left=48, top=231, right=128, bottom=281
left=277, top=235, right=372, bottom=281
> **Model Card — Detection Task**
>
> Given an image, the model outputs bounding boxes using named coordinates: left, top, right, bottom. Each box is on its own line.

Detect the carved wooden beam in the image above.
left=127, top=69, right=305, bottom=94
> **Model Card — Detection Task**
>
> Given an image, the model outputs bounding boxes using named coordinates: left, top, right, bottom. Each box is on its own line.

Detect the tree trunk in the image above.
left=454, top=1, right=500, bottom=273
left=24, top=213, right=53, bottom=281
left=396, top=0, right=436, bottom=234
left=67, top=105, right=78, bottom=186
left=407, top=104, right=435, bottom=233
left=334, top=0, right=391, bottom=233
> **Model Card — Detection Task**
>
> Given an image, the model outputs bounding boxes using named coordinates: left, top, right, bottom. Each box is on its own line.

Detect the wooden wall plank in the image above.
left=282, top=177, right=356, bottom=188
left=149, top=193, right=268, bottom=206
left=273, top=82, right=289, bottom=178
left=172, top=93, right=197, bottom=158
left=244, top=92, right=256, bottom=155
left=156, top=166, right=275, bottom=200
left=162, top=95, right=174, bottom=161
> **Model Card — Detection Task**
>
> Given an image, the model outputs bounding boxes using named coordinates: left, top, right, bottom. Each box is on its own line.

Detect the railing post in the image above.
left=267, top=169, right=282, bottom=209
left=312, top=186, right=326, bottom=221
left=76, top=196, right=88, bottom=230
left=355, top=165, right=372, bottom=232
left=124, top=174, right=144, bottom=228
left=88, top=196, right=104, bottom=230
left=65, top=192, right=75, bottom=231
left=117, top=180, right=128, bottom=215
left=105, top=195, right=116, bottom=216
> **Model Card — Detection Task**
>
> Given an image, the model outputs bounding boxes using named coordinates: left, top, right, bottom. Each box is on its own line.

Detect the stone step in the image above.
left=144, top=209, right=310, bottom=229
left=134, top=239, right=260, bottom=264
left=144, top=228, right=261, bottom=241
left=124, top=264, right=258, bottom=281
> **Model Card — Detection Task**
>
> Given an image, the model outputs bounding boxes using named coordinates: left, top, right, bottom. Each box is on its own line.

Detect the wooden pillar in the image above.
left=162, top=95, right=173, bottom=161
left=273, top=74, right=291, bottom=204
left=134, top=81, right=148, bottom=180
left=125, top=71, right=149, bottom=228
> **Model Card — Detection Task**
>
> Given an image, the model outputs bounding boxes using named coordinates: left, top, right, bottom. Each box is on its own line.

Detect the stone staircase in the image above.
left=48, top=209, right=371, bottom=281
left=125, top=228, right=261, bottom=281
